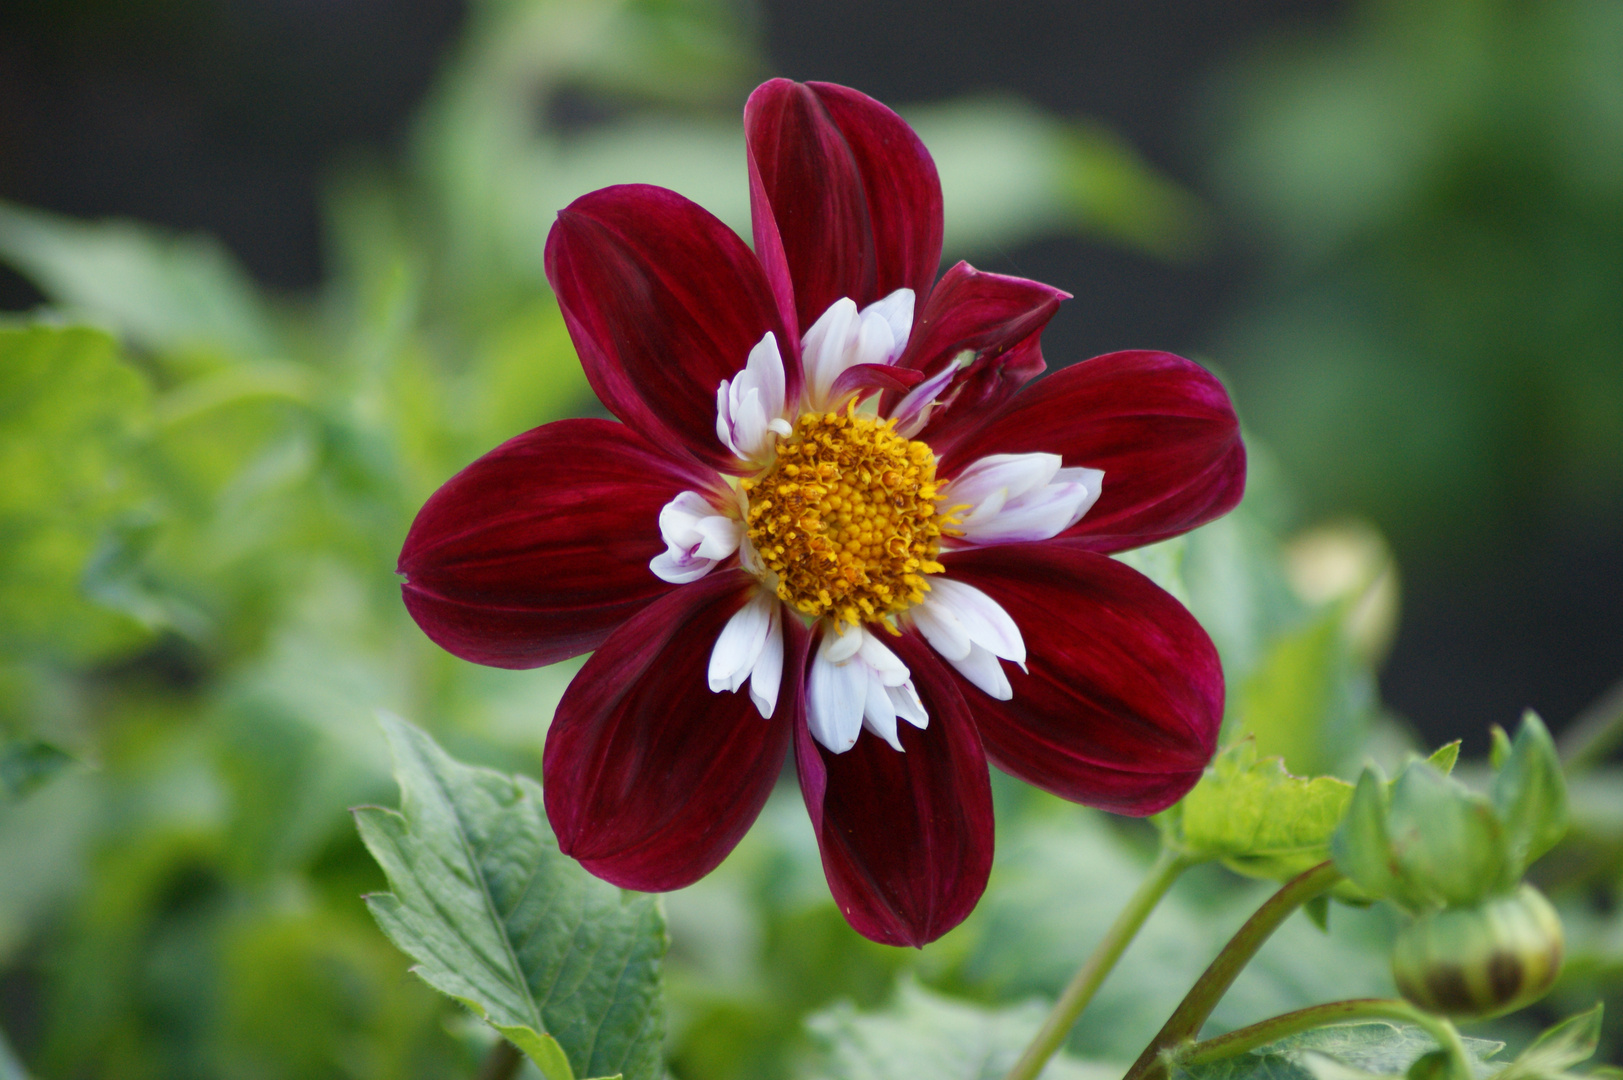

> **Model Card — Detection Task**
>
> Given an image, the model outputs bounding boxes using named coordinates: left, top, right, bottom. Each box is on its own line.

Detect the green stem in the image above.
left=1123, top=860, right=1344, bottom=1080
left=1173, top=998, right=1474, bottom=1080
left=1002, top=847, right=1195, bottom=1080
left=476, top=1038, right=524, bottom=1080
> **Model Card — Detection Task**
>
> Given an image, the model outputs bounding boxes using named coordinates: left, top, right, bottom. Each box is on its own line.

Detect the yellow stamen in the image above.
left=742, top=407, right=946, bottom=631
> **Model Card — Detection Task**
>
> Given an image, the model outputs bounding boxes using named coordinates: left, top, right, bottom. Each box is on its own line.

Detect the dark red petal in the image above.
left=745, top=79, right=944, bottom=334
left=827, top=361, right=925, bottom=403
left=909, top=332, right=1048, bottom=456
left=795, top=632, right=993, bottom=947
left=942, top=543, right=1222, bottom=815
left=399, top=419, right=713, bottom=669
left=900, top=261, right=1068, bottom=377
left=943, top=351, right=1245, bottom=553
left=545, top=184, right=796, bottom=474
left=544, top=573, right=808, bottom=892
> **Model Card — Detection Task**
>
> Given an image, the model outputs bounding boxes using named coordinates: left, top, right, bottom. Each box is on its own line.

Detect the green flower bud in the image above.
left=1330, top=712, right=1569, bottom=913
left=1392, top=884, right=1564, bottom=1019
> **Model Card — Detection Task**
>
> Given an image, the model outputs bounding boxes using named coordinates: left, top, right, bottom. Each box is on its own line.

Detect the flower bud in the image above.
left=1392, top=884, right=1564, bottom=1019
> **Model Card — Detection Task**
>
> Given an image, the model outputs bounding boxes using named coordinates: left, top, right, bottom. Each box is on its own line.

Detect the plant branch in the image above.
left=1003, top=846, right=1195, bottom=1080
left=1123, top=860, right=1344, bottom=1080
left=1172, top=998, right=1473, bottom=1079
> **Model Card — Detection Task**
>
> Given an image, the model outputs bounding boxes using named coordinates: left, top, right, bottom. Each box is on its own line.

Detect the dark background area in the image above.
left=2, top=0, right=1617, bottom=753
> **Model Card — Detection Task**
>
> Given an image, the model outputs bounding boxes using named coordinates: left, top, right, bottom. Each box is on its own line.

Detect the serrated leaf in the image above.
left=1174, top=1022, right=1503, bottom=1080
left=354, top=713, right=664, bottom=1080
left=0, top=201, right=280, bottom=358
left=1165, top=737, right=1354, bottom=882
left=799, top=981, right=1116, bottom=1080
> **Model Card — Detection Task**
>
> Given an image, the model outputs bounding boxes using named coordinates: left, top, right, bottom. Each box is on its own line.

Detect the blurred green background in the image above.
left=0, top=1, right=1619, bottom=1077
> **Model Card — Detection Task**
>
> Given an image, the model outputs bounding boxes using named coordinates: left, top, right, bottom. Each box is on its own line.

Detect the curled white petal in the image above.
left=946, top=453, right=1105, bottom=545
left=948, top=642, right=1013, bottom=700
left=649, top=490, right=741, bottom=584
left=917, top=578, right=1025, bottom=667
left=748, top=604, right=784, bottom=718
left=891, top=361, right=959, bottom=438
left=862, top=675, right=902, bottom=751
left=716, top=332, right=790, bottom=462
left=806, top=626, right=928, bottom=754
left=708, top=590, right=775, bottom=693
left=807, top=632, right=868, bottom=753
left=799, top=288, right=916, bottom=411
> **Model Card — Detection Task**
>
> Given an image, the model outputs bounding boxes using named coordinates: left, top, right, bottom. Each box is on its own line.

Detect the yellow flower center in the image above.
left=741, top=408, right=947, bottom=630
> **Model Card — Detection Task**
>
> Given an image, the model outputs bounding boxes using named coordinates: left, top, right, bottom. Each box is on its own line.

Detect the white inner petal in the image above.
left=798, top=289, right=916, bottom=411
left=945, top=452, right=1106, bottom=545
left=708, top=591, right=775, bottom=694
left=650, top=490, right=741, bottom=584
left=716, top=331, right=789, bottom=463
left=948, top=642, right=1014, bottom=700
left=924, top=578, right=1026, bottom=666
left=807, top=633, right=868, bottom=753
left=747, top=604, right=784, bottom=718
left=806, top=626, right=929, bottom=754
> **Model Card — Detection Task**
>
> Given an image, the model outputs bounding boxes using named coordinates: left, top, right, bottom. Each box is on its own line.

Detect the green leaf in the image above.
left=0, top=739, right=75, bottom=802
left=1492, top=1003, right=1605, bottom=1080
left=1489, top=712, right=1569, bottom=875
left=0, top=202, right=280, bottom=359
left=354, top=713, right=665, bottom=1080
left=1174, top=1023, right=1503, bottom=1080
left=1163, top=737, right=1355, bottom=882
left=1236, top=610, right=1364, bottom=777
left=799, top=980, right=1116, bottom=1080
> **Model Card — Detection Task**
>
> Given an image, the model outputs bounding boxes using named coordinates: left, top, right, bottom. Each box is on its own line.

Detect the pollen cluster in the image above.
left=742, top=408, right=946, bottom=629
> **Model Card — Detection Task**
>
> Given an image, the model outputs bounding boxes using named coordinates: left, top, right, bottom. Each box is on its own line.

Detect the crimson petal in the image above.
left=794, top=632, right=993, bottom=947
left=745, top=79, right=944, bottom=334
left=399, top=418, right=711, bottom=669
left=545, top=184, right=795, bottom=474
left=943, top=351, right=1245, bottom=553
left=942, top=543, right=1222, bottom=815
left=901, top=261, right=1068, bottom=377
left=544, top=573, right=807, bottom=892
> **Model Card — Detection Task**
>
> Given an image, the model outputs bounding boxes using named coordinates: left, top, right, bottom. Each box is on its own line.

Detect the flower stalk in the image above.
left=1124, top=860, right=1345, bottom=1080
left=1004, top=846, right=1196, bottom=1080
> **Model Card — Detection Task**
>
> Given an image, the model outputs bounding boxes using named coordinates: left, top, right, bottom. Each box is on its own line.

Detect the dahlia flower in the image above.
left=399, top=79, right=1244, bottom=946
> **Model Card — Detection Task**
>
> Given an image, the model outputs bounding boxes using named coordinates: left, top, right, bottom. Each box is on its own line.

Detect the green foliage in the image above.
left=799, top=981, right=1111, bottom=1080
left=0, top=324, right=154, bottom=664
left=356, top=714, right=667, bottom=1080
left=0, top=739, right=73, bottom=802
left=1173, top=1023, right=1503, bottom=1080
left=0, top=202, right=281, bottom=360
